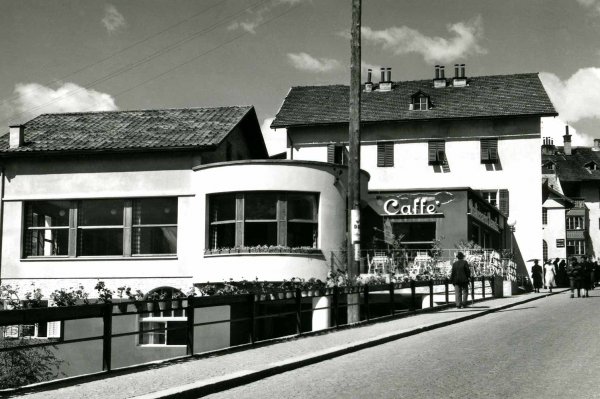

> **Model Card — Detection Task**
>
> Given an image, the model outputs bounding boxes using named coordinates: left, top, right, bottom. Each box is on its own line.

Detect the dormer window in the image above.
left=584, top=161, right=598, bottom=171
left=543, top=161, right=555, bottom=171
left=410, top=91, right=430, bottom=111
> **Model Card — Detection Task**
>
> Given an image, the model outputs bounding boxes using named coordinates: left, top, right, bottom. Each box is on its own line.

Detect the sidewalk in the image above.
left=9, top=290, right=566, bottom=399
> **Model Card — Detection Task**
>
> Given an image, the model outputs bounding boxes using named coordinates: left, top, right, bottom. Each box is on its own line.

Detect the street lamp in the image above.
left=507, top=218, right=517, bottom=254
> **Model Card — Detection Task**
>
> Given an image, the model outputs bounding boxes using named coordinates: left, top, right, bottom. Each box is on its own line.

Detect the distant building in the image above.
left=541, top=128, right=600, bottom=259
left=272, top=65, right=558, bottom=274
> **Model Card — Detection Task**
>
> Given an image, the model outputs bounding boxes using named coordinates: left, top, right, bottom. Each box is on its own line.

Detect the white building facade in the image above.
left=272, top=69, right=558, bottom=276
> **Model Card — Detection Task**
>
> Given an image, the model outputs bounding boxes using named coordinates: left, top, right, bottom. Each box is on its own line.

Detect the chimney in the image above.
left=9, top=125, right=24, bottom=149
left=594, top=138, right=600, bottom=151
left=433, top=64, right=447, bottom=88
left=452, top=63, right=467, bottom=87
left=378, top=66, right=392, bottom=92
left=541, top=136, right=556, bottom=155
left=365, top=69, right=373, bottom=92
left=563, top=125, right=572, bottom=156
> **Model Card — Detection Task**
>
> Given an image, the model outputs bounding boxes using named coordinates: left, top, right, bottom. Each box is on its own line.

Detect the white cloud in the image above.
left=540, top=68, right=600, bottom=124
left=229, top=0, right=306, bottom=34
left=541, top=117, right=589, bottom=147
left=3, top=82, right=118, bottom=123
left=261, top=117, right=287, bottom=156
left=362, top=16, right=486, bottom=64
left=577, top=0, right=600, bottom=14
left=287, top=52, right=340, bottom=73
left=102, top=4, right=126, bottom=33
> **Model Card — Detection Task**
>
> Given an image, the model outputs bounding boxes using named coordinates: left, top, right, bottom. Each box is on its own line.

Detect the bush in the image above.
left=0, top=337, right=63, bottom=389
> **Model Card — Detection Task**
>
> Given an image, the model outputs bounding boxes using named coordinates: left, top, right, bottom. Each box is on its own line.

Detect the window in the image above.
left=132, top=198, right=178, bottom=255
left=585, top=161, right=598, bottom=171
left=2, top=301, right=61, bottom=339
left=543, top=161, right=555, bottom=171
left=481, top=190, right=498, bottom=208
left=542, top=208, right=548, bottom=225
left=23, top=198, right=177, bottom=258
left=566, top=216, right=585, bottom=230
left=428, top=141, right=445, bottom=165
left=543, top=240, right=548, bottom=260
left=567, top=240, right=585, bottom=256
left=208, top=192, right=318, bottom=249
left=410, top=92, right=430, bottom=111
left=481, top=138, right=499, bottom=164
left=139, top=287, right=186, bottom=346
left=327, top=144, right=348, bottom=165
left=377, top=142, right=394, bottom=167
left=392, top=222, right=436, bottom=249
left=24, top=200, right=70, bottom=256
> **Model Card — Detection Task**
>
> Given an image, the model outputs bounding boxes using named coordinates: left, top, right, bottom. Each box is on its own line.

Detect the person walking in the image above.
left=581, top=256, right=592, bottom=297
left=567, top=257, right=583, bottom=298
left=544, top=260, right=556, bottom=293
left=450, top=252, right=471, bottom=309
left=558, top=259, right=567, bottom=287
left=531, top=260, right=543, bottom=293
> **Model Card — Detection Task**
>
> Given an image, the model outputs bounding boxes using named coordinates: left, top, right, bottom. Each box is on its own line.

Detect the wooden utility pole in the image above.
left=347, top=0, right=361, bottom=276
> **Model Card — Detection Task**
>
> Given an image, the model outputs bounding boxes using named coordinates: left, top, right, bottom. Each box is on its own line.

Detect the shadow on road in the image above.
left=496, top=306, right=537, bottom=312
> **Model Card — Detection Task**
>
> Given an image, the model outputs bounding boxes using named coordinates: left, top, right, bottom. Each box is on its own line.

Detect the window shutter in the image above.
left=481, top=139, right=490, bottom=162
left=428, top=141, right=444, bottom=165
left=499, top=189, right=509, bottom=216
left=327, top=144, right=335, bottom=163
left=377, top=142, right=385, bottom=167
left=489, top=139, right=498, bottom=162
left=481, top=139, right=498, bottom=163
left=46, top=321, right=61, bottom=338
left=385, top=143, right=394, bottom=167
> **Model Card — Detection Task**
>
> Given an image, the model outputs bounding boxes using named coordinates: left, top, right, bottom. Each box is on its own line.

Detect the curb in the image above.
left=132, top=290, right=566, bottom=399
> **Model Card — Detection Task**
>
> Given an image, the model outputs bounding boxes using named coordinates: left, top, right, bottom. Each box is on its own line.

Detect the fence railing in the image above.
left=333, top=248, right=517, bottom=281
left=0, top=276, right=497, bottom=389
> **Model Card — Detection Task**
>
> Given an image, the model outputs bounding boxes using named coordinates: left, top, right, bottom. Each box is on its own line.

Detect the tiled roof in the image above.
left=0, top=106, right=255, bottom=154
left=543, top=147, right=600, bottom=181
left=271, top=73, right=557, bottom=128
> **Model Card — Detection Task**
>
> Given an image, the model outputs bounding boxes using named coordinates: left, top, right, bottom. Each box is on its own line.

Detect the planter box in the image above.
left=493, top=279, right=515, bottom=298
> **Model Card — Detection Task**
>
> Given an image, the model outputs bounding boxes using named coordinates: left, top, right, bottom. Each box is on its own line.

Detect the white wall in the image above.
left=193, top=161, right=367, bottom=282
left=543, top=198, right=567, bottom=260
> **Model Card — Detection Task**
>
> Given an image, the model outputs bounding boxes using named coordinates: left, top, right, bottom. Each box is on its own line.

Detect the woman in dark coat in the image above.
left=531, top=260, right=543, bottom=293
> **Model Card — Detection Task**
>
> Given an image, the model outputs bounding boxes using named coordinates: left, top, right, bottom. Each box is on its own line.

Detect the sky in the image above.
left=2, top=0, right=600, bottom=154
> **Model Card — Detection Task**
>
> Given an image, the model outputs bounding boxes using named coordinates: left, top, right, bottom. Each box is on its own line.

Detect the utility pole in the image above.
left=347, top=0, right=361, bottom=276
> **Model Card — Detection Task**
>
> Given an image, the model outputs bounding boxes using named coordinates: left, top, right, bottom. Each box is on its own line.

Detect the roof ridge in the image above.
left=289, top=72, right=541, bottom=89
left=33, top=105, right=254, bottom=119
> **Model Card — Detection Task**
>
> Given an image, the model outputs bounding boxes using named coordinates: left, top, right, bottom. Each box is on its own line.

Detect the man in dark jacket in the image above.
left=450, top=252, right=471, bottom=308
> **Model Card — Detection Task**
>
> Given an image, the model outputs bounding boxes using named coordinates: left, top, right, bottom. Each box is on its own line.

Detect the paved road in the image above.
left=206, top=290, right=600, bottom=399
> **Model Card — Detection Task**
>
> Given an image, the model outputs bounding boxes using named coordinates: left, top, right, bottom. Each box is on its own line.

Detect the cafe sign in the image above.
left=384, top=197, right=441, bottom=216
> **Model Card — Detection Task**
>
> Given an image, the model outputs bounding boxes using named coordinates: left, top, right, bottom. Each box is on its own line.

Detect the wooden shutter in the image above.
left=377, top=142, right=385, bottom=167
left=499, top=189, right=509, bottom=216
left=481, top=138, right=498, bottom=163
left=428, top=141, right=445, bottom=165
left=377, top=142, right=393, bottom=167
left=327, top=144, right=335, bottom=163
left=385, top=143, right=394, bottom=166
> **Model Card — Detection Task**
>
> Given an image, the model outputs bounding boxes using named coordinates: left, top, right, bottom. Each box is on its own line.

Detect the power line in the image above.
left=2, top=0, right=272, bottom=125
left=110, top=3, right=302, bottom=102
left=0, top=0, right=227, bottom=105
